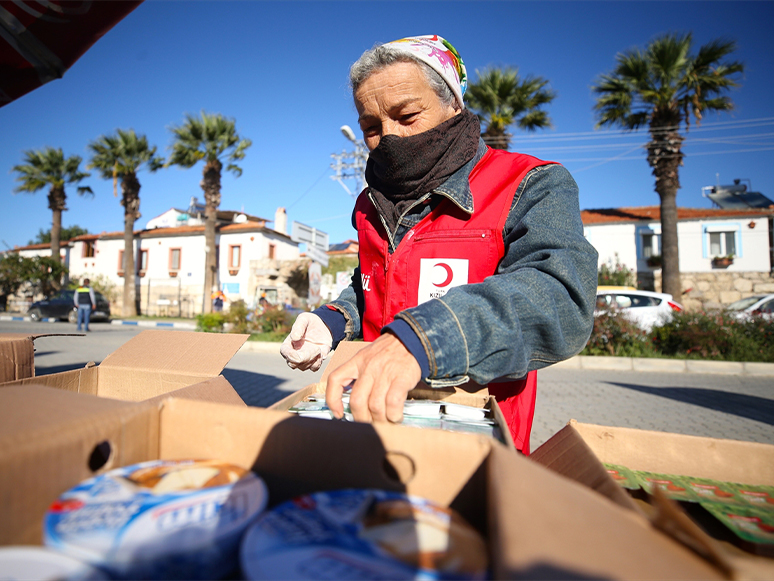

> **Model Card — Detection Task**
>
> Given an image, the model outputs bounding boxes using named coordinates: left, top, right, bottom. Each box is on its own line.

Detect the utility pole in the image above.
left=330, top=125, right=368, bottom=198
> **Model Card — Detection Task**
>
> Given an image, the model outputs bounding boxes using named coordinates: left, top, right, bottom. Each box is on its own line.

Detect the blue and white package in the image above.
left=240, top=489, right=488, bottom=580
left=44, top=459, right=268, bottom=580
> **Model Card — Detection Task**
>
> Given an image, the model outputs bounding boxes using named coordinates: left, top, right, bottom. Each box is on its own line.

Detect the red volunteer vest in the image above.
left=355, top=147, right=556, bottom=454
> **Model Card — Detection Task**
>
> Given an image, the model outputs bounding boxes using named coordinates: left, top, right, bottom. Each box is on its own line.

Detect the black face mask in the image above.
left=365, top=108, right=480, bottom=237
left=365, top=108, right=480, bottom=200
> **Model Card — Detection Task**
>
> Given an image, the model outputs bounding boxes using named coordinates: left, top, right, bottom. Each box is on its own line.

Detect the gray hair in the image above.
left=349, top=45, right=460, bottom=111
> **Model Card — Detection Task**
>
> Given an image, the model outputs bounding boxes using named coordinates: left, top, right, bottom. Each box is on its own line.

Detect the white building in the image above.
left=583, top=205, right=774, bottom=308
left=8, top=207, right=303, bottom=316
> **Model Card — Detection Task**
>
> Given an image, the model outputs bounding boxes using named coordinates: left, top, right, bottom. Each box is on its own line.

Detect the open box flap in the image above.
left=143, top=375, right=245, bottom=407
left=100, top=330, right=248, bottom=377
left=487, top=443, right=723, bottom=580
left=571, top=420, right=774, bottom=485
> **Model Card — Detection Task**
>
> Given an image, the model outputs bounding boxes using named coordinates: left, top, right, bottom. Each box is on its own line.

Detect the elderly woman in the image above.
left=281, top=35, right=598, bottom=454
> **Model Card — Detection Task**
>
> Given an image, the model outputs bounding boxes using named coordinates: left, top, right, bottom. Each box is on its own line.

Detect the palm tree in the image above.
left=12, top=147, right=92, bottom=266
left=464, top=67, right=555, bottom=150
left=87, top=129, right=164, bottom=316
left=593, top=33, right=743, bottom=300
left=167, top=111, right=251, bottom=313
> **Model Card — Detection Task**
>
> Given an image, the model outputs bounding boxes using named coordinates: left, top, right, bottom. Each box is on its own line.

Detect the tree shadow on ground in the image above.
left=610, top=383, right=774, bottom=426
left=221, top=368, right=300, bottom=408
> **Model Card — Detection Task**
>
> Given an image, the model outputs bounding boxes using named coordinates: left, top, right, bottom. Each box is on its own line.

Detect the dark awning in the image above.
left=0, top=0, right=142, bottom=107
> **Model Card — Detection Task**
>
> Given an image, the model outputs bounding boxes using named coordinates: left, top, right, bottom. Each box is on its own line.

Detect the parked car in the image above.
left=595, top=286, right=683, bottom=332
left=726, top=294, right=774, bottom=321
left=27, top=289, right=111, bottom=323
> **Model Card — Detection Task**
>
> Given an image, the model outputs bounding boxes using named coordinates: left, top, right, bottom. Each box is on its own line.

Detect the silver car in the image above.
left=726, top=294, right=774, bottom=321
left=595, top=287, right=683, bottom=332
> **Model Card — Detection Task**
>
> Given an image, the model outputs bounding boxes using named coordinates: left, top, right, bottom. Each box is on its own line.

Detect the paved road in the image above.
left=3, top=319, right=772, bottom=450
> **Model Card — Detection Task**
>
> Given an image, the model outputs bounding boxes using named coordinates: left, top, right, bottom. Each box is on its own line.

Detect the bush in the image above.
left=582, top=312, right=656, bottom=357
left=255, top=306, right=292, bottom=335
left=651, top=311, right=774, bottom=362
left=226, top=300, right=251, bottom=334
left=196, top=312, right=226, bottom=333
left=598, top=253, right=636, bottom=288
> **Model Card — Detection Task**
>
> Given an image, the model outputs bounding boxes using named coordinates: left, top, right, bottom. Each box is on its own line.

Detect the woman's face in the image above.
left=355, top=61, right=459, bottom=151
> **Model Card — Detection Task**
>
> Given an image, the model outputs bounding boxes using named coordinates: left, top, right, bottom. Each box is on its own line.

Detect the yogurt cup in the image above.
left=240, top=489, right=488, bottom=580
left=44, top=459, right=268, bottom=580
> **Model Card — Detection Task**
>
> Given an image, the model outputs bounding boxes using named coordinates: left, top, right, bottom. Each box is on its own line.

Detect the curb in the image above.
left=239, top=341, right=282, bottom=354
left=552, top=355, right=774, bottom=377
left=110, top=319, right=196, bottom=330
left=0, top=315, right=60, bottom=323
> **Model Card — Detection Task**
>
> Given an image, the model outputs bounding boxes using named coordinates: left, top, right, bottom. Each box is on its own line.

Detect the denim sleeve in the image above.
left=394, top=164, right=598, bottom=387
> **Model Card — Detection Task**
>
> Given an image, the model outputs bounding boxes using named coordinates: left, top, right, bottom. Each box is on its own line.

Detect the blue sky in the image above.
left=2, top=1, right=773, bottom=250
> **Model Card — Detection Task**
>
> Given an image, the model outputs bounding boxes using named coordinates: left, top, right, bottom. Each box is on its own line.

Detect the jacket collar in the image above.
left=432, top=138, right=488, bottom=215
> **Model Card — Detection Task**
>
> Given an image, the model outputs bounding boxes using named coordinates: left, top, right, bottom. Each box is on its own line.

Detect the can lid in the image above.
left=0, top=546, right=108, bottom=581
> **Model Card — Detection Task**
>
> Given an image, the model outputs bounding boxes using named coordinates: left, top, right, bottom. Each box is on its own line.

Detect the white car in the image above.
left=595, top=287, right=683, bottom=332
left=726, top=294, right=774, bottom=321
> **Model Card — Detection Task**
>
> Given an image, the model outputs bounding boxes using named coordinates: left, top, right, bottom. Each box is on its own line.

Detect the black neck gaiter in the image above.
left=365, top=109, right=480, bottom=236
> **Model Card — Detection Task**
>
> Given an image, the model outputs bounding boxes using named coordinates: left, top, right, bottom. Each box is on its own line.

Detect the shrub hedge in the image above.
left=582, top=310, right=774, bottom=362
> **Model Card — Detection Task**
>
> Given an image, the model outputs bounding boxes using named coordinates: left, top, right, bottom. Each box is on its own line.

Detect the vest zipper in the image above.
left=382, top=237, right=392, bottom=329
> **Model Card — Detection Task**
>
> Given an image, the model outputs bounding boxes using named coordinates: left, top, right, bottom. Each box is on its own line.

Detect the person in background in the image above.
left=211, top=287, right=227, bottom=312
left=74, top=278, right=96, bottom=332
left=280, top=35, right=598, bottom=454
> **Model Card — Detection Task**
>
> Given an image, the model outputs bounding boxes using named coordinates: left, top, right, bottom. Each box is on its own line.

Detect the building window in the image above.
left=82, top=240, right=95, bottom=258
left=709, top=231, right=736, bottom=257
left=640, top=233, right=661, bottom=259
left=703, top=223, right=741, bottom=258
left=117, top=250, right=125, bottom=276
left=137, top=249, right=148, bottom=274
left=169, top=248, right=182, bottom=271
left=229, top=245, right=241, bottom=269
left=268, top=243, right=276, bottom=260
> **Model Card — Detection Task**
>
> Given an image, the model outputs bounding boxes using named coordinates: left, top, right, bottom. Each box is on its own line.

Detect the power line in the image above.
left=286, top=166, right=330, bottom=211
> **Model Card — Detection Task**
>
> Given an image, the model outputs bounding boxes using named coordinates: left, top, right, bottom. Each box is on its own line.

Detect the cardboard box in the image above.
left=0, top=385, right=725, bottom=579
left=531, top=420, right=774, bottom=577
left=270, top=341, right=515, bottom=448
left=0, top=333, right=45, bottom=383
left=0, top=333, right=87, bottom=383
left=0, top=330, right=247, bottom=406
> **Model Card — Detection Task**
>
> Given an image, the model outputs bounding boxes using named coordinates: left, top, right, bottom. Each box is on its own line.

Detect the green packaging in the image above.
left=700, top=503, right=774, bottom=546
left=634, top=471, right=697, bottom=502
left=603, top=464, right=640, bottom=491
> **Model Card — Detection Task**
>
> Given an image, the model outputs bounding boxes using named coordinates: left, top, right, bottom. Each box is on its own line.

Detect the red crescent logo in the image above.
left=433, top=263, right=454, bottom=287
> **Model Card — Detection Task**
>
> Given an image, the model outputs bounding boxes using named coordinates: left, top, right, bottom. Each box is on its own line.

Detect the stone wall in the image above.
left=640, top=270, right=774, bottom=311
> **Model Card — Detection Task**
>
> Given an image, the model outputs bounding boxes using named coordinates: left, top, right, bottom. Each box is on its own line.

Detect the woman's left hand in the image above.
left=325, top=334, right=421, bottom=423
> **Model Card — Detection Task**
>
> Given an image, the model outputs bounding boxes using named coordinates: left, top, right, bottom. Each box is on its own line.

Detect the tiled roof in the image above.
left=96, top=220, right=293, bottom=241
left=12, top=241, right=71, bottom=251
left=581, top=206, right=774, bottom=225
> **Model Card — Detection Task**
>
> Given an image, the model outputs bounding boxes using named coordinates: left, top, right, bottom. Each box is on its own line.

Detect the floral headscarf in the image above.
left=381, top=35, right=467, bottom=109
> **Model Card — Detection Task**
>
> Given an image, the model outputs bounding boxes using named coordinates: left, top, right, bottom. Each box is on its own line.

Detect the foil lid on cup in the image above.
left=0, top=546, right=108, bottom=581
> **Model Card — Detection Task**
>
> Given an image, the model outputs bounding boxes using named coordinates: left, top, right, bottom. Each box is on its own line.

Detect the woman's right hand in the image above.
left=280, top=313, right=333, bottom=372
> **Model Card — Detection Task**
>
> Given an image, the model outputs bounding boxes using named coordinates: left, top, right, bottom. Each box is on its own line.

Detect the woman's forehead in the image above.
left=354, top=62, right=435, bottom=113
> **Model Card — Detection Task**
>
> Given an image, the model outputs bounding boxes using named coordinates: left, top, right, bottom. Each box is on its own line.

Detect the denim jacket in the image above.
left=317, top=139, right=598, bottom=388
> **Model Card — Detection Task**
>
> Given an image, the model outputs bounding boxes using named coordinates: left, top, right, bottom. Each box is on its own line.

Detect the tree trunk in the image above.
left=647, top=123, right=684, bottom=300
left=201, top=159, right=222, bottom=314
left=47, top=186, right=66, bottom=264
left=121, top=173, right=141, bottom=317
